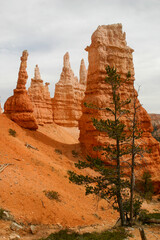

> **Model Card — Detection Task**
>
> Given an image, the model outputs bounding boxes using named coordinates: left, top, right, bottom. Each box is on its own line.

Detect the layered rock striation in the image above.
left=52, top=52, right=87, bottom=127
left=4, top=50, right=38, bottom=130
left=149, top=113, right=160, bottom=140
left=28, top=65, right=53, bottom=125
left=79, top=24, right=160, bottom=187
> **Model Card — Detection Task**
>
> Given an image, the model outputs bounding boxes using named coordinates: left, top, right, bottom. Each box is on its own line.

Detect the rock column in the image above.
left=28, top=65, right=53, bottom=125
left=52, top=53, right=87, bottom=127
left=79, top=24, right=160, bottom=187
left=4, top=50, right=38, bottom=130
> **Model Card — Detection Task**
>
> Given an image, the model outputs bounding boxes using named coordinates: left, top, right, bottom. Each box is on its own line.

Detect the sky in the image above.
left=0, top=0, right=159, bottom=113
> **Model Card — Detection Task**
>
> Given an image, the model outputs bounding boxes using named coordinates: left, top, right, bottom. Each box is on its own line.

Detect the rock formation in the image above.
left=79, top=24, right=160, bottom=188
left=28, top=65, right=53, bottom=125
left=149, top=113, right=160, bottom=140
left=0, top=103, right=2, bottom=114
left=79, top=59, right=87, bottom=86
left=4, top=50, right=38, bottom=130
left=52, top=52, right=87, bottom=127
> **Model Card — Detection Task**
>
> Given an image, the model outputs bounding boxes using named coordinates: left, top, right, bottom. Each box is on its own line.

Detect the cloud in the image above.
left=0, top=0, right=159, bottom=113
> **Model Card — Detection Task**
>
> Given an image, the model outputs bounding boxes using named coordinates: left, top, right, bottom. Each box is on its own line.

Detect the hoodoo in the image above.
left=28, top=65, right=53, bottom=125
left=79, top=58, right=87, bottom=86
left=0, top=102, right=2, bottom=114
left=79, top=24, right=160, bottom=187
left=4, top=50, right=38, bottom=130
left=52, top=52, right=87, bottom=127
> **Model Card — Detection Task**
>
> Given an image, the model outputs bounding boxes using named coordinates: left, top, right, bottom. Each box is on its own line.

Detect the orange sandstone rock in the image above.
left=149, top=113, right=160, bottom=136
left=80, top=59, right=87, bottom=86
left=52, top=53, right=87, bottom=127
left=79, top=24, right=160, bottom=188
left=4, top=50, right=38, bottom=130
left=28, top=65, right=53, bottom=125
left=0, top=103, right=2, bottom=114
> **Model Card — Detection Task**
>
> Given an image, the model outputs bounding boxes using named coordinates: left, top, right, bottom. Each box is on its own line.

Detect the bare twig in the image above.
left=25, top=143, right=39, bottom=151
left=0, top=163, right=12, bottom=173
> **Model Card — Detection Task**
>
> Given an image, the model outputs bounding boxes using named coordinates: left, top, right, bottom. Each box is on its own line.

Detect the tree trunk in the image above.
left=117, top=194, right=125, bottom=226
left=116, top=139, right=125, bottom=226
left=139, top=227, right=147, bottom=240
left=130, top=89, right=136, bottom=226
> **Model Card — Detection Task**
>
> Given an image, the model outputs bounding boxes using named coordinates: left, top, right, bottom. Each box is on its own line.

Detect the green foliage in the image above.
left=38, top=228, right=131, bottom=240
left=151, top=124, right=160, bottom=142
left=139, top=209, right=160, bottom=224
left=115, top=197, right=142, bottom=222
left=72, top=150, right=79, bottom=158
left=9, top=128, right=16, bottom=137
left=55, top=149, right=62, bottom=155
left=154, top=135, right=160, bottom=142
left=0, top=208, right=5, bottom=219
left=68, top=65, right=144, bottom=226
left=43, top=191, right=60, bottom=201
left=141, top=171, right=153, bottom=200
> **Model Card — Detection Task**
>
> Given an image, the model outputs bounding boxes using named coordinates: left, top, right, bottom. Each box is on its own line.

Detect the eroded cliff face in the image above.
left=52, top=52, right=87, bottom=127
left=28, top=65, right=53, bottom=125
left=79, top=24, right=160, bottom=188
left=4, top=50, right=38, bottom=130
left=150, top=114, right=160, bottom=139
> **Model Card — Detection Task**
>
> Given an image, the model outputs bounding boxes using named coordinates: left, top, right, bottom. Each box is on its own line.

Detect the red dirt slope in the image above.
left=0, top=114, right=117, bottom=227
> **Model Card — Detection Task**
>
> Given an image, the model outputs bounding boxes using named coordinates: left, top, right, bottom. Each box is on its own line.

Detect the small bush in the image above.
left=0, top=208, right=4, bottom=219
left=142, top=171, right=153, bottom=200
left=38, top=228, right=131, bottom=240
left=43, top=190, right=60, bottom=201
left=136, top=171, right=153, bottom=200
left=139, top=209, right=160, bottom=224
left=9, top=128, right=16, bottom=137
left=72, top=150, right=78, bottom=158
left=55, top=149, right=62, bottom=155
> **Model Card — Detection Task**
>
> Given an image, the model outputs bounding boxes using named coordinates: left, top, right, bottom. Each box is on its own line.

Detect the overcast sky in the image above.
left=0, top=0, right=159, bottom=113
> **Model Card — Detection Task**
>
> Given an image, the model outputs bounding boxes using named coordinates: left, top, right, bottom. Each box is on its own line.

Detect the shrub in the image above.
left=9, top=128, right=16, bottom=137
left=139, top=209, right=160, bottom=224
left=39, top=228, right=131, bottom=240
left=43, top=190, right=60, bottom=201
left=55, top=149, right=62, bottom=155
left=0, top=208, right=4, bottom=219
left=114, top=196, right=142, bottom=223
left=72, top=150, right=79, bottom=158
left=142, top=171, right=153, bottom=200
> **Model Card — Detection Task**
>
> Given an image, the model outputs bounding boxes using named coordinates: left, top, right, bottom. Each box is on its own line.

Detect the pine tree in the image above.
left=68, top=66, right=144, bottom=226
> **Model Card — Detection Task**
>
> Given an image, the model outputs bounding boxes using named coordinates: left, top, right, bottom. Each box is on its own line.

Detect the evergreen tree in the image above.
left=68, top=66, right=144, bottom=226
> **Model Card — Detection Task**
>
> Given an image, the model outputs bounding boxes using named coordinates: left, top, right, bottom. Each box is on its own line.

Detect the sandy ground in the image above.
left=0, top=114, right=118, bottom=238
left=0, top=114, right=159, bottom=239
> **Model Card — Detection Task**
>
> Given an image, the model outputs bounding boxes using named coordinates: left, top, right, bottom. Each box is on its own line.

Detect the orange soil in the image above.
left=0, top=114, right=118, bottom=227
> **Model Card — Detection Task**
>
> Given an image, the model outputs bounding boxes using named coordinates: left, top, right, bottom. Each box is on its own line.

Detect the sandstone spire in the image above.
left=52, top=52, right=86, bottom=127
left=28, top=65, right=53, bottom=125
left=79, top=59, right=87, bottom=86
left=0, top=103, right=2, bottom=114
left=16, top=50, right=29, bottom=89
left=63, top=52, right=71, bottom=69
left=79, top=24, right=160, bottom=188
left=59, top=52, right=76, bottom=85
left=4, top=50, right=38, bottom=130
left=34, top=64, right=41, bottom=80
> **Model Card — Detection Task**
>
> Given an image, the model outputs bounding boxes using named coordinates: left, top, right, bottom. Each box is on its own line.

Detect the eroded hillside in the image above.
left=0, top=114, right=117, bottom=227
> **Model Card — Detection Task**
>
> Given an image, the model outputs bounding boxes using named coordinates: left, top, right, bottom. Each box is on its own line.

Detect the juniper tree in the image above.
left=68, top=66, right=144, bottom=226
